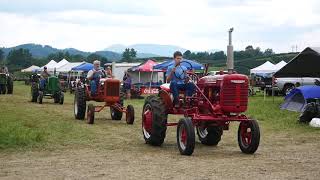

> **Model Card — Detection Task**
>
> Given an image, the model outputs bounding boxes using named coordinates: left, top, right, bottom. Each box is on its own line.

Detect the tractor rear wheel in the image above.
left=31, top=83, right=38, bottom=102
left=86, top=104, right=95, bottom=124
left=126, top=105, right=135, bottom=124
left=59, top=92, right=64, bottom=105
left=177, top=117, right=195, bottom=156
left=7, top=77, right=13, bottom=94
left=38, top=91, right=43, bottom=104
left=238, top=120, right=260, bottom=154
left=142, top=95, right=167, bottom=146
left=196, top=126, right=223, bottom=146
left=74, top=87, right=86, bottom=120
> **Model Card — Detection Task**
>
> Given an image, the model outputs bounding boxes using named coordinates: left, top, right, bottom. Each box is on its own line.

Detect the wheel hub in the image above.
left=142, top=105, right=152, bottom=138
left=240, top=123, right=252, bottom=146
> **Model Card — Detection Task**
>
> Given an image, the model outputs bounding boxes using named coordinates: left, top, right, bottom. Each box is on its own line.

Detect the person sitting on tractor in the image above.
left=40, top=66, right=50, bottom=90
left=87, top=60, right=104, bottom=96
left=104, top=66, right=114, bottom=78
left=166, top=51, right=195, bottom=107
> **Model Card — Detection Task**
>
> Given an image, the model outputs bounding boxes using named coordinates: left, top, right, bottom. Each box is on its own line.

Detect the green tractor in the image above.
left=31, top=75, right=64, bottom=104
left=0, top=73, right=13, bottom=94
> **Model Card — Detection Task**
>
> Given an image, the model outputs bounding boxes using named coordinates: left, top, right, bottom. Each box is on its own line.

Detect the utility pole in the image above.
left=227, top=27, right=234, bottom=74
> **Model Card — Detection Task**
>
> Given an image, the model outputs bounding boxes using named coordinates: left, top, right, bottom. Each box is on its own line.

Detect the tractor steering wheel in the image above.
left=174, top=61, right=193, bottom=81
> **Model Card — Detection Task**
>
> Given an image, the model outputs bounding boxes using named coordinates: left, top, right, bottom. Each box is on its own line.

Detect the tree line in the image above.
left=0, top=45, right=275, bottom=72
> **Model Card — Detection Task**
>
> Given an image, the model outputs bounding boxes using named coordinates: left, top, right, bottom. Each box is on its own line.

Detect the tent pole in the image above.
left=139, top=72, right=141, bottom=83
left=264, top=88, right=266, bottom=101
left=149, top=70, right=153, bottom=93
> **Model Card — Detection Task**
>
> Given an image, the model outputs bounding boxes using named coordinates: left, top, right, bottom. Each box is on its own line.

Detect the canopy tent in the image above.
left=21, top=65, right=40, bottom=72
left=153, top=59, right=204, bottom=71
left=281, top=85, right=320, bottom=112
left=274, top=47, right=320, bottom=78
left=274, top=60, right=287, bottom=70
left=56, top=62, right=85, bottom=72
left=250, top=61, right=276, bottom=74
left=55, top=59, right=69, bottom=69
left=71, top=62, right=93, bottom=71
left=40, top=60, right=57, bottom=71
left=129, top=60, right=161, bottom=72
left=127, top=60, right=162, bottom=84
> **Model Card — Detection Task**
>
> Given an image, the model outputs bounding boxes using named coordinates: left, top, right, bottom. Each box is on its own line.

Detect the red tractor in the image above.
left=142, top=62, right=260, bottom=155
left=74, top=78, right=135, bottom=125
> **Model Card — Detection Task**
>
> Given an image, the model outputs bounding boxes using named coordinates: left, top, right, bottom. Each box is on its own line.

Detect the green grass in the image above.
left=0, top=82, right=319, bottom=151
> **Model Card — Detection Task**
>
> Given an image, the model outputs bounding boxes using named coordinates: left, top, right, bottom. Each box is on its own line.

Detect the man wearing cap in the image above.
left=87, top=60, right=104, bottom=96
left=40, top=66, right=50, bottom=90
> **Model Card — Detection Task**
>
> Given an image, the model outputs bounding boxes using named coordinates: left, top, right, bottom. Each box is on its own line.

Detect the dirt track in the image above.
left=1, top=129, right=320, bottom=180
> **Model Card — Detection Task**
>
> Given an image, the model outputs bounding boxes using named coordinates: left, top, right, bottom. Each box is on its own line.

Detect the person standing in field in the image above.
left=123, top=71, right=132, bottom=99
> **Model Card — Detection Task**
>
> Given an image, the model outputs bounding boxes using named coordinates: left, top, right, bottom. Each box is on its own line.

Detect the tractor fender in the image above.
left=159, top=90, right=173, bottom=111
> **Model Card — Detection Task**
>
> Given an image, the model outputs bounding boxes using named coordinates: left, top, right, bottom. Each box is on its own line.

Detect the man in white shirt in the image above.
left=87, top=60, right=104, bottom=96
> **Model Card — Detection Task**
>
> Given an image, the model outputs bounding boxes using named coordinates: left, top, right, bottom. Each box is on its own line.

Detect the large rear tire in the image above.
left=177, top=117, right=195, bottom=156
left=142, top=95, right=167, bottom=146
left=238, top=120, right=260, bottom=154
left=7, top=76, right=13, bottom=94
left=31, top=83, right=38, bottom=102
left=59, top=92, right=64, bottom=105
left=38, top=91, right=43, bottom=104
left=74, top=87, right=86, bottom=120
left=196, top=126, right=223, bottom=146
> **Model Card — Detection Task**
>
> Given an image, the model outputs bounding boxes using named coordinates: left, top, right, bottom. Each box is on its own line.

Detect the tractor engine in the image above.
left=102, top=78, right=121, bottom=103
left=197, top=73, right=249, bottom=114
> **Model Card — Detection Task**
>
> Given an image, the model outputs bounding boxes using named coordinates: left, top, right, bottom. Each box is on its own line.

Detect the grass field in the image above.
left=1, top=82, right=320, bottom=179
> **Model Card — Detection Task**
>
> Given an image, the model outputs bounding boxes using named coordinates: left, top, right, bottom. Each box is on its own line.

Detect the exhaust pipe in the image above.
left=227, top=27, right=234, bottom=74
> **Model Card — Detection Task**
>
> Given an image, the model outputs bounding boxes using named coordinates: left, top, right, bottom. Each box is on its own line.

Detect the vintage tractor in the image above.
left=142, top=61, right=260, bottom=155
left=30, top=75, right=64, bottom=104
left=74, top=77, right=135, bottom=125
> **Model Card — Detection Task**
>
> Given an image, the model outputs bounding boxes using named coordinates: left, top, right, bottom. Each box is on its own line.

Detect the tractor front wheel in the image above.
left=86, top=104, right=95, bottom=124
left=110, top=106, right=123, bottom=120
left=142, top=95, right=167, bottom=146
left=74, top=87, right=86, bottom=120
left=196, top=126, right=223, bottom=146
left=38, top=91, right=43, bottom=104
left=238, top=120, right=260, bottom=154
left=177, top=117, right=195, bottom=156
left=126, top=105, right=135, bottom=124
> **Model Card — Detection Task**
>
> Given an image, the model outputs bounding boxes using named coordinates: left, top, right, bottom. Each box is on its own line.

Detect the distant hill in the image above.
left=105, top=43, right=187, bottom=57
left=1, top=43, right=122, bottom=61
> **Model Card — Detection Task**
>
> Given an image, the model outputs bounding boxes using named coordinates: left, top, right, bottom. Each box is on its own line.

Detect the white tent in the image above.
left=21, top=65, right=40, bottom=72
left=56, top=62, right=85, bottom=72
left=55, top=59, right=69, bottom=69
left=250, top=61, right=276, bottom=74
left=274, top=60, right=287, bottom=70
left=41, top=60, right=57, bottom=71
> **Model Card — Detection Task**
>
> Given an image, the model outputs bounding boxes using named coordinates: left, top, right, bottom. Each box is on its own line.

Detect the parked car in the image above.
left=275, top=77, right=320, bottom=95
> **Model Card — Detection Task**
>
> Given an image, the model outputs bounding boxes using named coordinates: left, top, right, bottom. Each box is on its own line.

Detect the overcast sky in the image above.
left=0, top=0, right=319, bottom=53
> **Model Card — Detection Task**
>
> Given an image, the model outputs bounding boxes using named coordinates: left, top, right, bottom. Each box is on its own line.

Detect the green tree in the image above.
left=0, top=48, right=4, bottom=65
left=7, top=48, right=33, bottom=71
left=122, top=48, right=137, bottom=62
left=87, top=53, right=109, bottom=65
left=264, top=48, right=274, bottom=56
left=183, top=50, right=191, bottom=59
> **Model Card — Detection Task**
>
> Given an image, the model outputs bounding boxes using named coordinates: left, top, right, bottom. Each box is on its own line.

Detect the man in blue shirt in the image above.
left=166, top=51, right=195, bottom=107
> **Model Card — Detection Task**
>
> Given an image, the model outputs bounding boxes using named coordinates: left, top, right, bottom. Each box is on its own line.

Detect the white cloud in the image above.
left=0, top=0, right=319, bottom=53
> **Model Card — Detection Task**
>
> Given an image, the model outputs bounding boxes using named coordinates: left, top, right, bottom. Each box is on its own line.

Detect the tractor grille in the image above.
left=105, top=80, right=120, bottom=97
left=220, top=79, right=248, bottom=112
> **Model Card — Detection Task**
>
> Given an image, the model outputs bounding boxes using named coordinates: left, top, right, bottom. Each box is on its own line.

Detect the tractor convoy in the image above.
left=23, top=28, right=259, bottom=156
